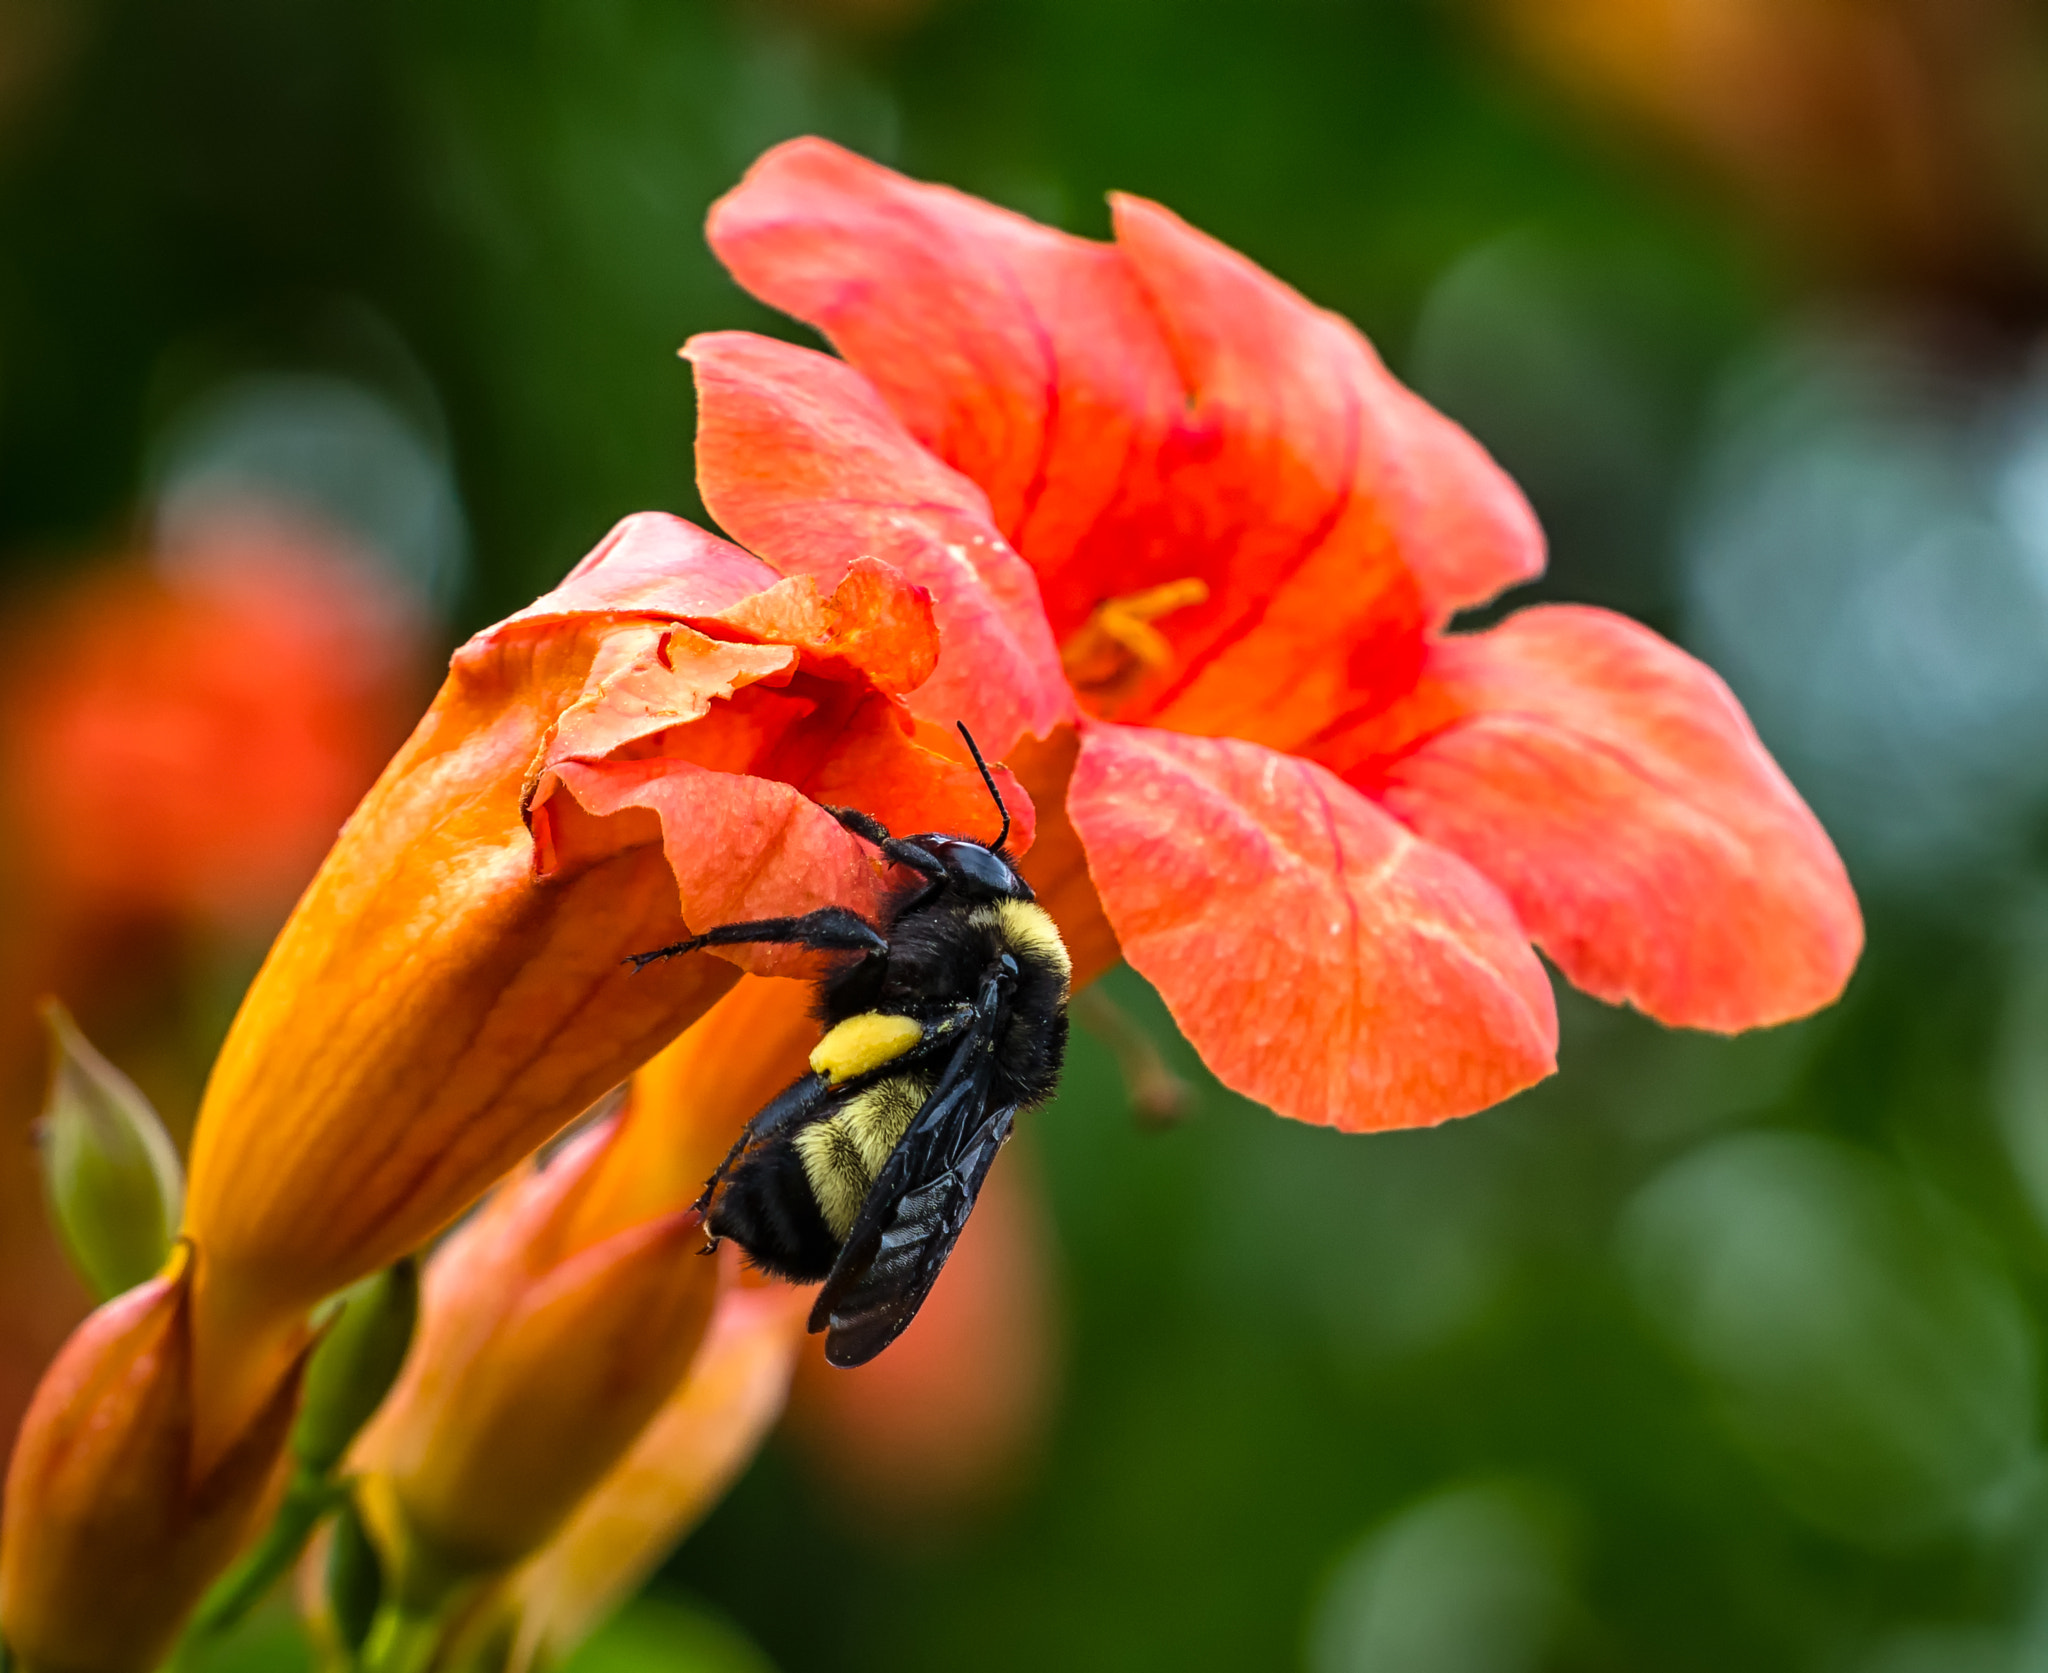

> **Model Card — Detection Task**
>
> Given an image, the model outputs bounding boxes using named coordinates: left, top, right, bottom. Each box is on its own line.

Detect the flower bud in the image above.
left=34, top=1000, right=183, bottom=1303
left=294, top=1259, right=420, bottom=1476
left=447, top=979, right=826, bottom=1665
left=502, top=1276, right=813, bottom=1669
left=0, top=1249, right=305, bottom=1673
left=355, top=1118, right=720, bottom=1602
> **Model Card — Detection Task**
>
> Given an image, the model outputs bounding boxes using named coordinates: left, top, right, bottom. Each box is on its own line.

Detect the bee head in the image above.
left=914, top=835, right=1034, bottom=902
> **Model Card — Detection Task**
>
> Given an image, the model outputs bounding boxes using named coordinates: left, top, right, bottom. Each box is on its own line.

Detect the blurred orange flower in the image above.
left=6, top=512, right=423, bottom=931
left=695, top=139, right=1863, bottom=1133
left=0, top=512, right=427, bottom=1477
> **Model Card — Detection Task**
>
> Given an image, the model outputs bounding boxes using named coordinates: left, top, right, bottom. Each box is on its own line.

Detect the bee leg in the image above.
left=625, top=907, right=886, bottom=972
left=692, top=1066, right=834, bottom=1215
left=823, top=806, right=950, bottom=914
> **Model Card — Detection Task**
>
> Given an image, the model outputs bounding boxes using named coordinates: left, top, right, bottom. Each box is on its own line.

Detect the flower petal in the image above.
left=535, top=692, right=1034, bottom=978
left=702, top=560, right=939, bottom=696
left=707, top=139, right=1543, bottom=746
left=494, top=511, right=779, bottom=630
left=705, top=140, right=1182, bottom=590
left=1358, top=606, right=1864, bottom=1031
left=1111, top=193, right=1544, bottom=633
left=687, top=330, right=1072, bottom=752
left=1067, top=723, right=1556, bottom=1130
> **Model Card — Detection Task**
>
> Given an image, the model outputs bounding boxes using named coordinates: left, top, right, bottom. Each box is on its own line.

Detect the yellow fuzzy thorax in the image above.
left=810, top=1012, right=925, bottom=1085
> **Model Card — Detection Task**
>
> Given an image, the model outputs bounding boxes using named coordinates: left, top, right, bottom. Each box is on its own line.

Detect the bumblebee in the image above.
left=629, top=726, right=1070, bottom=1367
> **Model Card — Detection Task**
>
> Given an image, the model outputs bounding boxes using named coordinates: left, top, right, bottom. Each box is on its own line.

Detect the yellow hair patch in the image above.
left=794, top=1076, right=927, bottom=1239
left=810, top=1011, right=925, bottom=1085
left=972, top=900, right=1072, bottom=986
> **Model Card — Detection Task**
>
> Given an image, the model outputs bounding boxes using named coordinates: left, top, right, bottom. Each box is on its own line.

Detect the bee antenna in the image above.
left=956, top=721, right=1010, bottom=851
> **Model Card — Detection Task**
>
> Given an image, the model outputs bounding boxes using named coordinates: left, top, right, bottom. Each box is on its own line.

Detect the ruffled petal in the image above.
left=490, top=511, right=778, bottom=631
left=1066, top=722, right=1557, bottom=1130
left=533, top=691, right=1032, bottom=977
left=687, top=330, right=1071, bottom=752
left=706, top=140, right=1183, bottom=592
left=1359, top=606, right=1863, bottom=1031
left=707, top=139, right=1543, bottom=747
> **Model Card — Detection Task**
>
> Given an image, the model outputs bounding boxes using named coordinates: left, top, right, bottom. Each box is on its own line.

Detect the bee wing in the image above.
left=809, top=1005, right=1016, bottom=1367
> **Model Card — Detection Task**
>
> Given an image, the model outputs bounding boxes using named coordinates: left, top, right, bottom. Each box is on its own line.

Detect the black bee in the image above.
left=629, top=725, right=1070, bottom=1367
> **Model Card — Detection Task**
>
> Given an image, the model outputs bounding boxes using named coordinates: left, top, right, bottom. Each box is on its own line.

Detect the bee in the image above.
left=628, top=725, right=1070, bottom=1367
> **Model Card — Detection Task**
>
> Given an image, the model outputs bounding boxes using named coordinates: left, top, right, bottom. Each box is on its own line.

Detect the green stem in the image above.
left=184, top=1469, right=346, bottom=1641
left=360, top=1607, right=448, bottom=1673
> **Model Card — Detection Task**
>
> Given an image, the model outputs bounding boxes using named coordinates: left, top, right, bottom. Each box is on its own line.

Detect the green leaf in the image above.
left=34, top=998, right=184, bottom=1300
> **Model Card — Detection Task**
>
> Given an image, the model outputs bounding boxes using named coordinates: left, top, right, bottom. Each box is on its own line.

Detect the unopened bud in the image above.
left=354, top=1119, right=720, bottom=1603
left=0, top=1249, right=306, bottom=1673
left=34, top=999, right=184, bottom=1301
left=296, top=1259, right=420, bottom=1475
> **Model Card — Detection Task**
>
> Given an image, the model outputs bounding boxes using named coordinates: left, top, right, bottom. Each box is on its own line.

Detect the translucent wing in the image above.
left=809, top=994, right=1017, bottom=1366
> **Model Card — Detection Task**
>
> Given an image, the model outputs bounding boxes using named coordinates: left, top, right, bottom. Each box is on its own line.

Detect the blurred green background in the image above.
left=9, top=0, right=2048, bottom=1670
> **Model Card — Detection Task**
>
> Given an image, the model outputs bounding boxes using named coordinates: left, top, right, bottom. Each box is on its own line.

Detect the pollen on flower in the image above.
left=1059, top=579, right=1210, bottom=709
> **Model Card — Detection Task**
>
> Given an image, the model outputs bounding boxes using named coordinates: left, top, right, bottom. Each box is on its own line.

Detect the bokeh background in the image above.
left=8, top=0, right=2048, bottom=1669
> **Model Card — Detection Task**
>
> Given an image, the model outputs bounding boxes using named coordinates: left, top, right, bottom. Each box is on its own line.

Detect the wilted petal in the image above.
left=1350, top=606, right=1863, bottom=1030
left=1067, top=723, right=1556, bottom=1130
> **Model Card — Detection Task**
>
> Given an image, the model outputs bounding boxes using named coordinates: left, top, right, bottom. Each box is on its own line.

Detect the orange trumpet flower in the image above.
left=177, top=511, right=1029, bottom=1455
left=696, top=138, right=1863, bottom=1133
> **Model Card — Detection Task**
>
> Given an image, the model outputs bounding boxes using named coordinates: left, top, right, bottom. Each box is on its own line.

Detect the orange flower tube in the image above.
left=0, top=1252, right=305, bottom=1673
left=177, top=513, right=1029, bottom=1458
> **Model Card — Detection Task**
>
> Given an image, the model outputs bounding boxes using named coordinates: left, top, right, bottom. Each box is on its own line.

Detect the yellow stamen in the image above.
left=1060, top=578, right=1210, bottom=703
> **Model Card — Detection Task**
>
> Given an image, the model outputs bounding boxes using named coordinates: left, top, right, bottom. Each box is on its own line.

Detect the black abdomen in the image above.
left=708, top=1144, right=840, bottom=1281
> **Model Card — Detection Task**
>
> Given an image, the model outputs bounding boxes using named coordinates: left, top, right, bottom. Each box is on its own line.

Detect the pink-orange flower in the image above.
left=692, top=138, right=1863, bottom=1132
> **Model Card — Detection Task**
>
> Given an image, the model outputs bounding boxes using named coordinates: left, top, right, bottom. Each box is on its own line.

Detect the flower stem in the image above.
left=360, top=1606, right=447, bottom=1673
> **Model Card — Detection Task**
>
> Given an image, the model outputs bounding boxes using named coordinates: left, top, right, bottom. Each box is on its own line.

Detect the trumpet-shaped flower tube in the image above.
left=176, top=511, right=1028, bottom=1458
left=0, top=1251, right=306, bottom=1673
left=699, top=139, right=1863, bottom=1131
